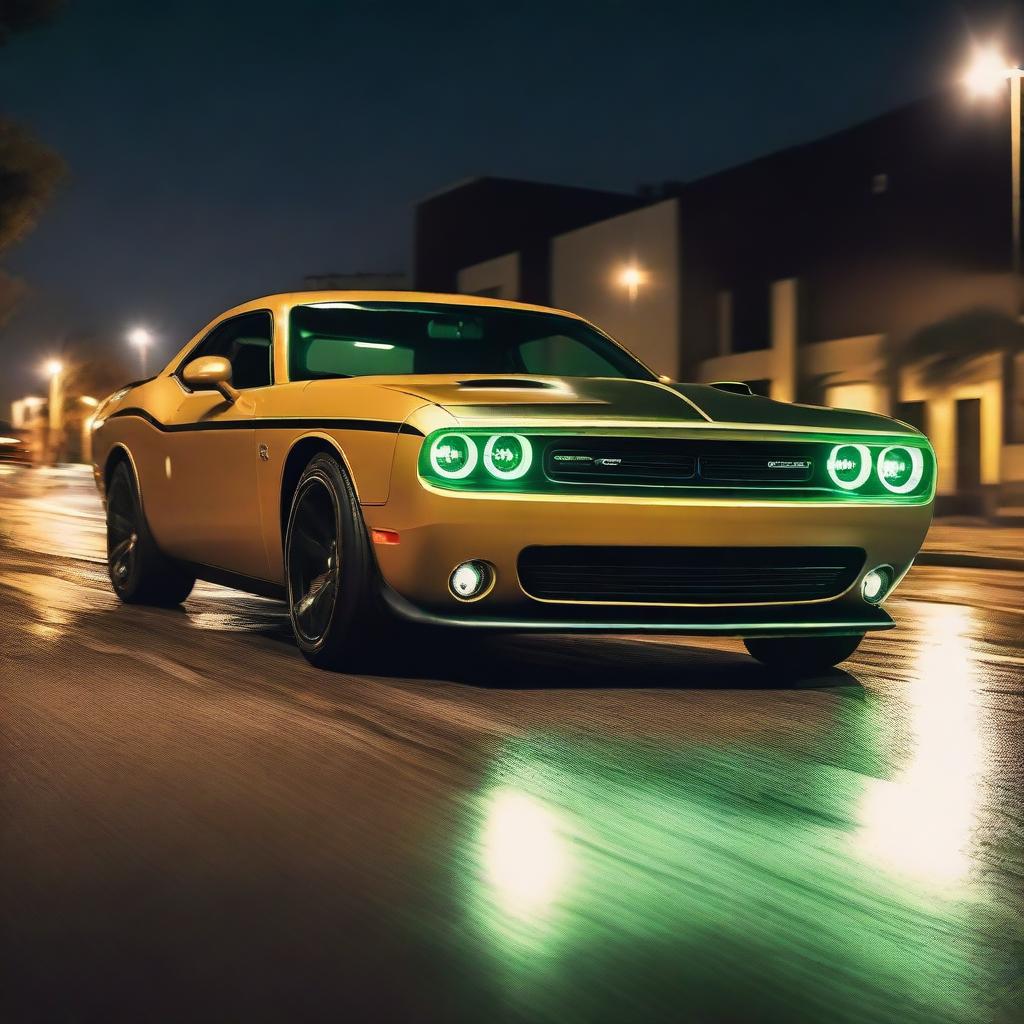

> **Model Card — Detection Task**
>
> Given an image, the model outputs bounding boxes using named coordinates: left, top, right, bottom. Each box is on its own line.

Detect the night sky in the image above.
left=0, top=0, right=1018, bottom=405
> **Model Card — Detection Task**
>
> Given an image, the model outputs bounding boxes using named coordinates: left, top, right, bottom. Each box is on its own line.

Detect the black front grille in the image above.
left=518, top=546, right=865, bottom=605
left=544, top=438, right=818, bottom=489
left=547, top=439, right=695, bottom=484
left=698, top=454, right=813, bottom=482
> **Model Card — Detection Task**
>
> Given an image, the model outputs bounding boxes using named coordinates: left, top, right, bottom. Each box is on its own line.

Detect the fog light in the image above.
left=449, top=560, right=494, bottom=601
left=861, top=566, right=892, bottom=604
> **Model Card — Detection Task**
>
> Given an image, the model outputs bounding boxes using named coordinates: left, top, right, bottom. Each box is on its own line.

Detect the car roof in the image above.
left=217, top=290, right=586, bottom=321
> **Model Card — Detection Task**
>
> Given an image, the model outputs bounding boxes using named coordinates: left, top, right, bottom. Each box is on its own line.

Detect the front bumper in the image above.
left=364, top=434, right=933, bottom=636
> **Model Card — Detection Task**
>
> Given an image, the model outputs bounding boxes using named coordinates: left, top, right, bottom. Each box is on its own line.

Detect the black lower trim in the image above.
left=181, top=561, right=286, bottom=601
left=379, top=584, right=892, bottom=636
left=108, top=407, right=423, bottom=436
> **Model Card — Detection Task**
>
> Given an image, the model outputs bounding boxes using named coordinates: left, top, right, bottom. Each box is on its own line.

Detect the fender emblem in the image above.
left=258, top=443, right=270, bottom=462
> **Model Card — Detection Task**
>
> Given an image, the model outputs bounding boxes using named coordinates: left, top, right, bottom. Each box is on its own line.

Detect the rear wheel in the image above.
left=285, top=453, right=383, bottom=669
left=106, top=461, right=195, bottom=606
left=743, top=633, right=863, bottom=674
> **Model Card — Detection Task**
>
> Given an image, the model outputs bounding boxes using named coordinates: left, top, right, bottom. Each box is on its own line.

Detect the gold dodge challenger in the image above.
left=91, top=291, right=935, bottom=673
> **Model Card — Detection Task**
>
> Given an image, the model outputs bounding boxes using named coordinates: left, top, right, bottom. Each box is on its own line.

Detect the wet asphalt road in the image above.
left=1, top=466, right=1022, bottom=1023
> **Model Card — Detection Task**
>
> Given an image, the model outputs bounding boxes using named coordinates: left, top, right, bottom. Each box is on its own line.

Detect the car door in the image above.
left=161, top=310, right=274, bottom=580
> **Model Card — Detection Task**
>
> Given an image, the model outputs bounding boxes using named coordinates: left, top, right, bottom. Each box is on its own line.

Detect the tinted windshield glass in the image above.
left=288, top=302, right=654, bottom=381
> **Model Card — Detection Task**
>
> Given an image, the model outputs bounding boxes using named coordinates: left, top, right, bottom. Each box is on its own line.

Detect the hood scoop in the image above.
left=457, top=378, right=557, bottom=390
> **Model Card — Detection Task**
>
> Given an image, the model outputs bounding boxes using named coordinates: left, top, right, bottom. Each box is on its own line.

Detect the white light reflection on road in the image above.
left=481, top=787, right=572, bottom=926
left=856, top=604, right=985, bottom=888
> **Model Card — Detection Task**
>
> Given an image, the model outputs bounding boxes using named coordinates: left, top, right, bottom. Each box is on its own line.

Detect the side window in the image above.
left=182, top=311, right=274, bottom=390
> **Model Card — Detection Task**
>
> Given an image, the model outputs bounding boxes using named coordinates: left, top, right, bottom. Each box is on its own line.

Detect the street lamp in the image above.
left=42, top=358, right=65, bottom=465
left=127, top=327, right=153, bottom=376
left=617, top=263, right=647, bottom=302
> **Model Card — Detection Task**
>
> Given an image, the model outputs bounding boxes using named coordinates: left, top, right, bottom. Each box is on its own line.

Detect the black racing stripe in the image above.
left=107, top=407, right=423, bottom=436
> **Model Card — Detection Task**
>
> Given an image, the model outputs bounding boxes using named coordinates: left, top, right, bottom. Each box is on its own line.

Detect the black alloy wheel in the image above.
left=287, top=476, right=341, bottom=644
left=105, top=461, right=195, bottom=606
left=106, top=469, right=139, bottom=589
left=284, top=453, right=384, bottom=669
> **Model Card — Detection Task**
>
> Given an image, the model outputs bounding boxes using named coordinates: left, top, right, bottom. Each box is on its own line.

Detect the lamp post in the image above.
left=964, top=47, right=1023, bottom=446
left=43, top=358, right=64, bottom=465
left=127, top=327, right=153, bottom=376
left=963, top=47, right=1022, bottom=286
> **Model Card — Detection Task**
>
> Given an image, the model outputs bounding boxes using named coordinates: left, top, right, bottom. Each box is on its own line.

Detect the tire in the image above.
left=284, top=453, right=384, bottom=669
left=743, top=633, right=864, bottom=674
left=106, top=461, right=196, bottom=606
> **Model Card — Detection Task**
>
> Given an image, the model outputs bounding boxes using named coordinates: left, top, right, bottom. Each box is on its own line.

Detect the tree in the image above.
left=0, top=0, right=64, bottom=323
left=0, top=1, right=61, bottom=45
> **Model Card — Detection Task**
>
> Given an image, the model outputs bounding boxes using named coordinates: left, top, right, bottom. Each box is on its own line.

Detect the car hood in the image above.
left=377, top=375, right=917, bottom=435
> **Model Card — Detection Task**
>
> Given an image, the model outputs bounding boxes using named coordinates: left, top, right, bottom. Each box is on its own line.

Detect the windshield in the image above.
left=288, top=302, right=655, bottom=381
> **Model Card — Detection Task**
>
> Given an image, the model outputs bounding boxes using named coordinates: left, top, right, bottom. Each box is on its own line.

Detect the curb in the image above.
left=917, top=551, right=1024, bottom=572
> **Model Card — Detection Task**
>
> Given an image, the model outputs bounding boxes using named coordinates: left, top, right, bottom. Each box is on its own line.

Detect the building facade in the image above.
left=418, top=93, right=1024, bottom=513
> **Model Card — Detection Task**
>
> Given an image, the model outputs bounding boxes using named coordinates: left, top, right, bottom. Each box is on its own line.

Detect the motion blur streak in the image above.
left=0, top=466, right=1021, bottom=1023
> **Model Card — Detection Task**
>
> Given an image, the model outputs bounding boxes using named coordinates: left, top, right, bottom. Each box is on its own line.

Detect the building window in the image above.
left=716, top=290, right=733, bottom=356
left=896, top=400, right=927, bottom=436
left=871, top=172, right=888, bottom=195
left=730, top=281, right=770, bottom=353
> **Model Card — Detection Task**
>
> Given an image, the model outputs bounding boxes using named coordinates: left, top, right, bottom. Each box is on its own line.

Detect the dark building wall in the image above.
left=677, top=91, right=1015, bottom=372
left=414, top=177, right=644, bottom=303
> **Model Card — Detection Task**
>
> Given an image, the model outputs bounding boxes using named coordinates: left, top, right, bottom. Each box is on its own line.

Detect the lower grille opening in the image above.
left=518, top=546, right=865, bottom=605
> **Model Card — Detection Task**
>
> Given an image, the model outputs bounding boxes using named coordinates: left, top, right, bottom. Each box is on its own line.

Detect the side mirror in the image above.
left=182, top=356, right=239, bottom=403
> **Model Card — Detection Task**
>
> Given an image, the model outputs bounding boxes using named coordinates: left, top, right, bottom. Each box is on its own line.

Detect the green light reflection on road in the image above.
left=466, top=668, right=1006, bottom=1022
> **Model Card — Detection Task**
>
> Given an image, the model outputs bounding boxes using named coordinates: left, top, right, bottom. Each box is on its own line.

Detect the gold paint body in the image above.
left=92, top=291, right=933, bottom=629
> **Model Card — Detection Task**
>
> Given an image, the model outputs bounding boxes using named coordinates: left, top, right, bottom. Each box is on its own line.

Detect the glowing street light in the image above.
left=617, top=263, right=647, bottom=302
left=127, top=326, right=153, bottom=376
left=43, top=358, right=63, bottom=378
left=962, top=46, right=1014, bottom=98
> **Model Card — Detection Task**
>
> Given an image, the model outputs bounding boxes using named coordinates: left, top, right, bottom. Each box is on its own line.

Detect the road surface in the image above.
left=1, top=466, right=1022, bottom=1023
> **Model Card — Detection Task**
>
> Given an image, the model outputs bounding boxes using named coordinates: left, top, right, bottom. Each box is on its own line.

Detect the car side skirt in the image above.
left=180, top=561, right=287, bottom=601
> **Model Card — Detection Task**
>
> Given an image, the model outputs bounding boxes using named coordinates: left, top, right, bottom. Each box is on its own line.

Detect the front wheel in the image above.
left=743, top=633, right=864, bottom=674
left=285, top=453, right=384, bottom=669
left=106, top=462, right=195, bottom=606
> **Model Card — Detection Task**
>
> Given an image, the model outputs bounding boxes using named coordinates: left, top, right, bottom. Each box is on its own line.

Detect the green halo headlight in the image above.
left=429, top=432, right=478, bottom=479
left=483, top=434, right=533, bottom=480
left=877, top=445, right=924, bottom=494
left=827, top=443, right=872, bottom=490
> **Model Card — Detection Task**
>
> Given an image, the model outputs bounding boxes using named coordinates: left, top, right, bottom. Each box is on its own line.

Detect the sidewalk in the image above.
left=920, top=519, right=1024, bottom=571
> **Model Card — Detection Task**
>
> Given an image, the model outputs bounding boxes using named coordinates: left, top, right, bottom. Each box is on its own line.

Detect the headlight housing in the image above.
left=418, top=428, right=934, bottom=501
